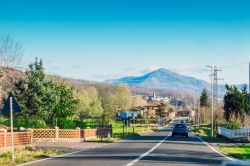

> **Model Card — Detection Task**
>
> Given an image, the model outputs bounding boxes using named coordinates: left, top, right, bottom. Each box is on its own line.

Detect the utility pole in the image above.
left=248, top=62, right=250, bottom=140
left=213, top=66, right=223, bottom=108
left=197, top=81, right=201, bottom=129
left=206, top=66, right=214, bottom=137
left=213, top=66, right=223, bottom=137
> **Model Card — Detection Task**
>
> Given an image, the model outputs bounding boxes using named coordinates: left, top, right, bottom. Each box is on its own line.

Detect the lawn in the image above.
left=112, top=120, right=157, bottom=139
left=193, top=125, right=228, bottom=143
left=0, top=147, right=64, bottom=166
left=219, top=145, right=250, bottom=159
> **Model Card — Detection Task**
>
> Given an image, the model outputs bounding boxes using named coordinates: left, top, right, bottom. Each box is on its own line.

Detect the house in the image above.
left=168, top=111, right=176, bottom=119
left=144, top=102, right=160, bottom=119
left=130, top=106, right=145, bottom=118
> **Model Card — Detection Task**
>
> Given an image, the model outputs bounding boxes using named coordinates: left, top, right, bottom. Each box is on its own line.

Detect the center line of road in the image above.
left=126, top=132, right=171, bottom=166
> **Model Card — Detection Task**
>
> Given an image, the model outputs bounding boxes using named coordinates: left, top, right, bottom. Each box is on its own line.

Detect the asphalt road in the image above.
left=27, top=118, right=230, bottom=166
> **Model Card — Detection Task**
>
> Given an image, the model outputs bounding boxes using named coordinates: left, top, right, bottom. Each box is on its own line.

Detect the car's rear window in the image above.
left=175, top=124, right=186, bottom=128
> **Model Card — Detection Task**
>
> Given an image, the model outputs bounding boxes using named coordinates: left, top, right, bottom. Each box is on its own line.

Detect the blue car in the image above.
left=172, top=124, right=188, bottom=138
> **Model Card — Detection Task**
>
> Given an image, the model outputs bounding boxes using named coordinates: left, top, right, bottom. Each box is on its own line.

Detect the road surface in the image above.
left=26, top=118, right=230, bottom=166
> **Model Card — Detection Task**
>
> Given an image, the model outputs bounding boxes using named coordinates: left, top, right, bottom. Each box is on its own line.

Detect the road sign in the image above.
left=120, top=112, right=138, bottom=120
left=121, top=112, right=128, bottom=121
left=2, top=91, right=22, bottom=116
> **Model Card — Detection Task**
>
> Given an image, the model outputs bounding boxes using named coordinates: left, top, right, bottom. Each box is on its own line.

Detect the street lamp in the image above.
left=206, top=65, right=214, bottom=137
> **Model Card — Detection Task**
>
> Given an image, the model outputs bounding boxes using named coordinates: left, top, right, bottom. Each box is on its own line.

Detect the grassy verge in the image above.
left=111, top=120, right=160, bottom=141
left=87, top=137, right=120, bottom=143
left=0, top=147, right=64, bottom=166
left=192, top=125, right=228, bottom=143
left=219, top=145, right=250, bottom=159
left=112, top=125, right=154, bottom=140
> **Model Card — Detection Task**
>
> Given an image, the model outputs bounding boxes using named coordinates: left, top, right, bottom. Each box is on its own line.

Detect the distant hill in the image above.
left=105, top=68, right=237, bottom=96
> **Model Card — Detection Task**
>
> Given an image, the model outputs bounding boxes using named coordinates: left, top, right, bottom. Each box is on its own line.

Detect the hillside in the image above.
left=106, top=68, right=227, bottom=95
left=0, top=67, right=26, bottom=108
left=1, top=67, right=245, bottom=110
left=106, top=68, right=209, bottom=93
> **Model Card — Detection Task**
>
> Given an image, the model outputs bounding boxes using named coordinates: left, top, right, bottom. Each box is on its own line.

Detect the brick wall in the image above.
left=33, top=128, right=112, bottom=142
left=0, top=128, right=112, bottom=146
left=0, top=130, right=32, bottom=150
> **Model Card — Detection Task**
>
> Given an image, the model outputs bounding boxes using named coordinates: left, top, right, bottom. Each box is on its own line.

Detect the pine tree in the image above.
left=200, top=89, right=209, bottom=107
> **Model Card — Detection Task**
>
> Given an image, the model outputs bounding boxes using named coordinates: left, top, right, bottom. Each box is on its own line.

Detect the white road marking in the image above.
left=191, top=131, right=236, bottom=161
left=126, top=132, right=172, bottom=166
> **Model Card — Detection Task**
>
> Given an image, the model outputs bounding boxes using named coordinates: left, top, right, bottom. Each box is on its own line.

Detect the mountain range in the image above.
left=105, top=68, right=244, bottom=96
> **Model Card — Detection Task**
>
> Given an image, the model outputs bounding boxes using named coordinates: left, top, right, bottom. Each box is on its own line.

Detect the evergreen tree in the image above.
left=200, top=89, right=209, bottom=107
left=224, top=84, right=249, bottom=121
left=14, top=58, right=79, bottom=125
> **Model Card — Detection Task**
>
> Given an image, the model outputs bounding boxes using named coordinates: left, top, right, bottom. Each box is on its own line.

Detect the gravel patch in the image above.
left=34, top=142, right=110, bottom=153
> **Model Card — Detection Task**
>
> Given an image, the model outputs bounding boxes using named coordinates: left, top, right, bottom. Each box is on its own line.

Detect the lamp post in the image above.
left=206, top=66, right=214, bottom=137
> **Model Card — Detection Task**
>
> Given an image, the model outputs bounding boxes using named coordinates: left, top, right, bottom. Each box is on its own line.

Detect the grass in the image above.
left=219, top=145, right=250, bottom=159
left=192, top=125, right=228, bottom=143
left=0, top=147, right=64, bottom=166
left=112, top=121, right=157, bottom=140
left=113, top=126, right=153, bottom=137
left=87, top=137, right=120, bottom=143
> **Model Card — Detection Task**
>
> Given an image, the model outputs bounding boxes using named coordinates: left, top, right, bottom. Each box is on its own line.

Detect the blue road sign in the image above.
left=2, top=92, right=22, bottom=116
left=120, top=112, right=138, bottom=120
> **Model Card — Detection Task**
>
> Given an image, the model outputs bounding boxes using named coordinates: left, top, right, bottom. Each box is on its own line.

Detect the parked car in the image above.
left=172, top=123, right=188, bottom=138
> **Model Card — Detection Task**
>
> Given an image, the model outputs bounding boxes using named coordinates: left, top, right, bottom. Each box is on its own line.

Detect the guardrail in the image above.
left=217, top=127, right=250, bottom=141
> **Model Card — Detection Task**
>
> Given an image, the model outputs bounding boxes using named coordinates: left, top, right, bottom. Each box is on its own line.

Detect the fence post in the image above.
left=0, top=129, right=7, bottom=152
left=27, top=128, right=33, bottom=144
left=110, top=125, right=113, bottom=138
left=55, top=127, right=59, bottom=140
left=76, top=127, right=81, bottom=141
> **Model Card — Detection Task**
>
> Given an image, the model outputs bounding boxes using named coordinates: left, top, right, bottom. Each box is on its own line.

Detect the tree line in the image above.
left=1, top=58, right=132, bottom=128
left=200, top=84, right=249, bottom=130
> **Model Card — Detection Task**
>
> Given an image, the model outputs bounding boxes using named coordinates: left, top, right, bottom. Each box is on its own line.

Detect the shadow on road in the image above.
left=51, top=147, right=223, bottom=165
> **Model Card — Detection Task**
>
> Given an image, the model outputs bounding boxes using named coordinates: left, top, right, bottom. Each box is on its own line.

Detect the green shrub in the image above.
left=0, top=117, right=10, bottom=126
left=28, top=119, right=47, bottom=128
left=57, top=118, right=76, bottom=129
left=226, top=114, right=241, bottom=130
left=0, top=117, right=47, bottom=129
left=14, top=118, right=47, bottom=128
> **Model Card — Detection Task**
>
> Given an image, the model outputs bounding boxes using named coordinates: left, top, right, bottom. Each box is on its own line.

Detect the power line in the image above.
left=221, top=61, right=249, bottom=70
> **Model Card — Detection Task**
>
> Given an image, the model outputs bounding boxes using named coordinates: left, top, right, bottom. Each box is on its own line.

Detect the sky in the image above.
left=0, top=0, right=250, bottom=84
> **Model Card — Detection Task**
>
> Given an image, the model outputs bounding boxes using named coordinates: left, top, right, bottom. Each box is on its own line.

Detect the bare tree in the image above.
left=0, top=35, right=23, bottom=68
left=0, top=35, right=24, bottom=107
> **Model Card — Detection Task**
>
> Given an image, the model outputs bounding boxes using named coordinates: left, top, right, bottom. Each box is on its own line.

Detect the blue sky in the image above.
left=0, top=0, right=250, bottom=84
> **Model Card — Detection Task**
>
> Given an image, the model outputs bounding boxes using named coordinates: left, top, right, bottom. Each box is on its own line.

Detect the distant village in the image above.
left=130, top=92, right=194, bottom=122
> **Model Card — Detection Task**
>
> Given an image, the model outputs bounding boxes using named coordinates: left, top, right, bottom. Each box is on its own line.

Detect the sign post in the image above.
left=120, top=112, right=138, bottom=136
left=2, top=92, right=22, bottom=163
left=10, top=97, right=14, bottom=161
left=132, top=116, right=135, bottom=134
left=123, top=120, right=125, bottom=136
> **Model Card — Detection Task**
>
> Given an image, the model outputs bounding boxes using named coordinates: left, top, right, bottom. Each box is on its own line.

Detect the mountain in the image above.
left=106, top=68, right=225, bottom=95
